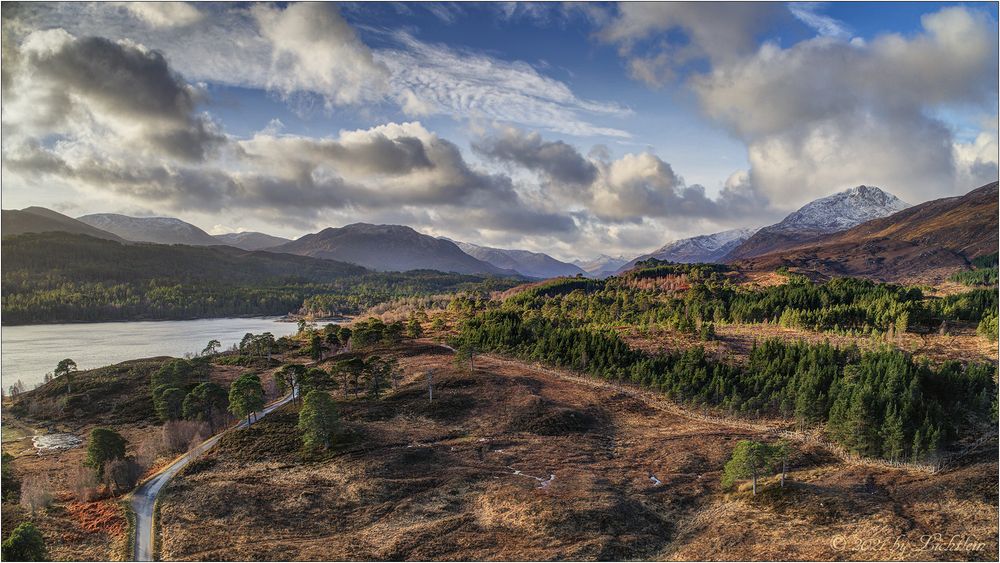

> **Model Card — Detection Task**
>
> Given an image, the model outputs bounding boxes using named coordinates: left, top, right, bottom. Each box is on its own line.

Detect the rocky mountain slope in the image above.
left=2, top=207, right=124, bottom=241
left=270, top=223, right=517, bottom=276
left=214, top=231, right=291, bottom=251
left=724, top=185, right=909, bottom=261
left=453, top=241, right=585, bottom=279
left=736, top=182, right=998, bottom=283
left=77, top=213, right=220, bottom=246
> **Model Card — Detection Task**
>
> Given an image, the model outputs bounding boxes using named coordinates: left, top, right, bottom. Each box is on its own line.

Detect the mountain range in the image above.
left=615, top=227, right=758, bottom=274
left=452, top=241, right=585, bottom=279
left=4, top=183, right=993, bottom=283
left=269, top=223, right=516, bottom=276
left=572, top=255, right=630, bottom=278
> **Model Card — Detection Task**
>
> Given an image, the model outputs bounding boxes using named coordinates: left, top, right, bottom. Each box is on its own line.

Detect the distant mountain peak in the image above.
left=773, top=185, right=909, bottom=234
left=723, top=185, right=909, bottom=261
left=614, top=227, right=759, bottom=274
left=270, top=223, right=517, bottom=276
left=77, top=213, right=220, bottom=246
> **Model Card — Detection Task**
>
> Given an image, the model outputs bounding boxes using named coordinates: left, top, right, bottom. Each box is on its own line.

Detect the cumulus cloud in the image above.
left=690, top=6, right=999, bottom=205
left=1, top=32, right=575, bottom=236
left=472, top=126, right=597, bottom=186
left=3, top=29, right=224, bottom=161
left=252, top=2, right=390, bottom=108
left=597, top=2, right=781, bottom=86
left=473, top=126, right=778, bottom=225
left=4, top=2, right=631, bottom=138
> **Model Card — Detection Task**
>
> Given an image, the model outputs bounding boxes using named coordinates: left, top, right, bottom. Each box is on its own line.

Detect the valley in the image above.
left=2, top=3, right=998, bottom=562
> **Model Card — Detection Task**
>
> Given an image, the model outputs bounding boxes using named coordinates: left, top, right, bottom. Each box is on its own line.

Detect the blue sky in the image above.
left=2, top=2, right=997, bottom=260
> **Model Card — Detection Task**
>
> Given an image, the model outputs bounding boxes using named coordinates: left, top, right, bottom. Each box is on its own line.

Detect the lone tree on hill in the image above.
left=229, top=373, right=265, bottom=426
left=454, top=340, right=477, bottom=373
left=1, top=522, right=47, bottom=562
left=85, top=428, right=127, bottom=474
left=202, top=339, right=221, bottom=356
left=54, top=358, right=77, bottom=394
left=298, top=390, right=338, bottom=451
left=721, top=439, right=784, bottom=495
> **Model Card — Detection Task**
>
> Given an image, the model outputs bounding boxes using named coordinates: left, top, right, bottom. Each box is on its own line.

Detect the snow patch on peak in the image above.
left=774, top=185, right=909, bottom=234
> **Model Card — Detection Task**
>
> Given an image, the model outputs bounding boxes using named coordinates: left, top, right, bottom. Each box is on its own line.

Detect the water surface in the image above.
left=1, top=317, right=300, bottom=390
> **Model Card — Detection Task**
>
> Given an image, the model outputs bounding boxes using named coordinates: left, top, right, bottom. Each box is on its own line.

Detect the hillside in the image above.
left=1, top=207, right=124, bottom=241
left=1, top=232, right=517, bottom=324
left=454, top=241, right=585, bottom=279
left=736, top=182, right=999, bottom=283
left=155, top=342, right=998, bottom=561
left=271, top=223, right=516, bottom=276
left=724, top=186, right=909, bottom=261
left=213, top=231, right=291, bottom=251
left=2, top=232, right=365, bottom=286
left=77, top=213, right=221, bottom=245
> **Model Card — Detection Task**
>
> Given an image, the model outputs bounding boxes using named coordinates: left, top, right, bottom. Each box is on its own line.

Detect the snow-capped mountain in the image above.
left=616, top=227, right=758, bottom=273
left=572, top=254, right=630, bottom=278
left=766, top=185, right=909, bottom=234
left=724, top=185, right=909, bottom=261
left=77, top=213, right=221, bottom=246
left=453, top=241, right=585, bottom=279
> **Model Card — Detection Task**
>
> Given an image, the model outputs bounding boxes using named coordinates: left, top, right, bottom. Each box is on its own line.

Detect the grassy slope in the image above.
left=157, top=342, right=998, bottom=561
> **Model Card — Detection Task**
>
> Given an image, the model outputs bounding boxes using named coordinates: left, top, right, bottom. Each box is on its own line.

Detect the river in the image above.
left=1, top=317, right=302, bottom=390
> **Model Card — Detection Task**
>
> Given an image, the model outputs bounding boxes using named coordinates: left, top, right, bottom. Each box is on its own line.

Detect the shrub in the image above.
left=1, top=522, right=47, bottom=561
left=161, top=420, right=208, bottom=454
left=68, top=465, right=102, bottom=502
left=104, top=457, right=143, bottom=495
left=19, top=476, right=53, bottom=514
left=2, top=451, right=19, bottom=503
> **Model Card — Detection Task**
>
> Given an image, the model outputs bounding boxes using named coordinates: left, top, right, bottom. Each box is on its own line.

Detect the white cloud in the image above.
left=4, top=2, right=632, bottom=139
left=251, top=2, right=390, bottom=108
left=690, top=6, right=999, bottom=206
left=378, top=32, right=633, bottom=138
left=788, top=3, right=852, bottom=40
left=121, top=2, right=203, bottom=28
left=597, top=2, right=781, bottom=85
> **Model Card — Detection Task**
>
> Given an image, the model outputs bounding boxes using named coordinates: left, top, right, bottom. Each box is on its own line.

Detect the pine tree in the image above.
left=298, top=390, right=337, bottom=451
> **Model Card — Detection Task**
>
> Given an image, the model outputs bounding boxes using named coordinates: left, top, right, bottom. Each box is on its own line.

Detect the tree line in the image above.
left=499, top=265, right=997, bottom=339
left=1, top=231, right=520, bottom=325
left=454, top=309, right=997, bottom=462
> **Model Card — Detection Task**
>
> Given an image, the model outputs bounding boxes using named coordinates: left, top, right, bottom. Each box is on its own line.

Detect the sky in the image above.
left=1, top=1, right=997, bottom=261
